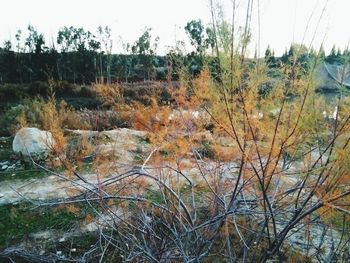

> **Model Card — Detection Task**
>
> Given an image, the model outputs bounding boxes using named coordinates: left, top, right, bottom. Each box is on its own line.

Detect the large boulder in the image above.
left=12, top=127, right=55, bottom=161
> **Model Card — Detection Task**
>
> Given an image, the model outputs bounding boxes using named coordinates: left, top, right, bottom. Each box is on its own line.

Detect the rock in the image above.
left=1, top=165, right=8, bottom=170
left=31, top=230, right=52, bottom=240
left=7, top=164, right=15, bottom=170
left=12, top=128, right=55, bottom=161
left=0, top=161, right=9, bottom=166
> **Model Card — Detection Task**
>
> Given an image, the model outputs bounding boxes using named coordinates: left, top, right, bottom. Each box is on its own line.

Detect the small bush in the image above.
left=92, top=84, right=123, bottom=109
left=0, top=83, right=28, bottom=101
left=0, top=97, right=90, bottom=136
left=0, top=104, right=26, bottom=136
left=28, top=81, right=49, bottom=96
left=78, top=86, right=93, bottom=97
left=54, top=80, right=77, bottom=95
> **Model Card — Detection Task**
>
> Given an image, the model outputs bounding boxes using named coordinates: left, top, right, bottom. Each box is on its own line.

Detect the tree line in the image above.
left=0, top=22, right=348, bottom=85
left=0, top=25, right=166, bottom=84
left=0, top=21, right=216, bottom=84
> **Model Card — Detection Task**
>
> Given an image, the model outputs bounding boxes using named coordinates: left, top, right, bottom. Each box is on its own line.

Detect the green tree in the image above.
left=97, top=26, right=113, bottom=84
left=264, top=45, right=276, bottom=66
left=0, top=41, right=16, bottom=83
left=25, top=25, right=45, bottom=54
left=318, top=44, right=326, bottom=60
left=132, top=28, right=159, bottom=80
left=325, top=45, right=338, bottom=64
left=185, top=20, right=206, bottom=56
left=25, top=25, right=46, bottom=82
left=57, top=26, right=75, bottom=81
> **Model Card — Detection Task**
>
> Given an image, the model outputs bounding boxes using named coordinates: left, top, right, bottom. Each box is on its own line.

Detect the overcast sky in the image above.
left=0, top=0, right=349, bottom=56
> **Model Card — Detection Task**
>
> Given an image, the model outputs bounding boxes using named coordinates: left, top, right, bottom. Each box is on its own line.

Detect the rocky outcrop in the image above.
left=12, top=127, right=55, bottom=161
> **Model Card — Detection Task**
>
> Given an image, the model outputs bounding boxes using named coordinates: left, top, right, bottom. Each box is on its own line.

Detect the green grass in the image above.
left=329, top=212, right=350, bottom=231
left=0, top=202, right=92, bottom=248
left=145, top=188, right=165, bottom=205
left=0, top=169, right=46, bottom=182
left=135, top=134, right=150, bottom=145
left=0, top=137, right=48, bottom=182
left=0, top=137, right=12, bottom=160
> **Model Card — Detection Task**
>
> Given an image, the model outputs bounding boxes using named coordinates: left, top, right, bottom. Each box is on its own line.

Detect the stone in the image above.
left=12, top=128, right=55, bottom=161
left=7, top=164, right=15, bottom=170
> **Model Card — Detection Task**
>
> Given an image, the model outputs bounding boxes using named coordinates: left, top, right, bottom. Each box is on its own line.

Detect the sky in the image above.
left=0, top=0, right=349, bottom=56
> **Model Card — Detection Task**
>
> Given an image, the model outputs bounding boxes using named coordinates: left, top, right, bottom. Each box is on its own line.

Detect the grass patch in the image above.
left=135, top=135, right=150, bottom=145
left=329, top=211, right=350, bottom=231
left=0, top=169, right=46, bottom=182
left=0, top=202, right=92, bottom=248
left=145, top=188, right=165, bottom=205
left=0, top=137, right=13, bottom=160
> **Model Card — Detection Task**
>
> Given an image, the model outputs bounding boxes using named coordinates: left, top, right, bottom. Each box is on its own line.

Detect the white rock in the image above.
left=12, top=127, right=55, bottom=161
left=7, top=164, right=15, bottom=170
left=332, top=106, right=338, bottom=120
left=1, top=165, right=8, bottom=170
left=322, top=111, right=327, bottom=118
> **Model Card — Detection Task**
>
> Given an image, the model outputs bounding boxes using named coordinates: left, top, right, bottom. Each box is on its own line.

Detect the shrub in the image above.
left=77, top=109, right=131, bottom=131
left=0, top=84, right=28, bottom=101
left=53, top=80, right=77, bottom=95
left=0, top=97, right=89, bottom=136
left=92, top=84, right=123, bottom=108
left=0, top=105, right=26, bottom=136
left=28, top=81, right=49, bottom=96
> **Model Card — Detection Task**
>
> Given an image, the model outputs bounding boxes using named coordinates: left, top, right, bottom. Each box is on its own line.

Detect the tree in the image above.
left=24, top=25, right=47, bottom=82
left=205, top=26, right=215, bottom=55
left=57, top=26, right=75, bottom=53
left=326, top=45, right=339, bottom=64
left=88, top=35, right=101, bottom=84
left=185, top=20, right=206, bottom=56
left=3, top=40, right=12, bottom=51
left=56, top=26, right=100, bottom=83
left=265, top=45, right=276, bottom=66
left=25, top=25, right=45, bottom=54
left=97, top=26, right=113, bottom=84
left=132, top=28, right=159, bottom=80
left=57, top=26, right=75, bottom=81
left=15, top=29, right=24, bottom=83
left=0, top=41, right=16, bottom=83
left=318, top=44, right=326, bottom=60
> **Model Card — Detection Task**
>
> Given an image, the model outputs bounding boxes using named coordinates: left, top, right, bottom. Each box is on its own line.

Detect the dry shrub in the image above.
left=12, top=97, right=89, bottom=133
left=93, top=84, right=123, bottom=108
left=78, top=109, right=131, bottom=131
